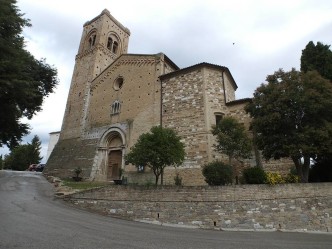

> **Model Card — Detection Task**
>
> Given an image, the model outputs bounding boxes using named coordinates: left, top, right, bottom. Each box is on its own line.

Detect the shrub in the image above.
left=243, top=167, right=266, bottom=184
left=265, top=172, right=285, bottom=185
left=284, top=173, right=299, bottom=183
left=174, top=173, right=183, bottom=186
left=202, top=161, right=233, bottom=186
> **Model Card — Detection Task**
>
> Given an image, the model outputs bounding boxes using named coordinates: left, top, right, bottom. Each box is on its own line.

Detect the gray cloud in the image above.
left=1, top=0, right=331, bottom=162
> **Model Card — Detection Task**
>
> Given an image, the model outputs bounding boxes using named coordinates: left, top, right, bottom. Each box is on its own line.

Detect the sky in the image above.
left=1, top=0, right=332, bottom=163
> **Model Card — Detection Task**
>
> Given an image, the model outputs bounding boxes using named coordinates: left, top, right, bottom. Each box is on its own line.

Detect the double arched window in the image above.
left=107, top=34, right=119, bottom=54
left=111, top=100, right=121, bottom=115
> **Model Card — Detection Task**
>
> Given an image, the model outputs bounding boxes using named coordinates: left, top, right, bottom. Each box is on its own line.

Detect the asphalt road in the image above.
left=0, top=170, right=331, bottom=249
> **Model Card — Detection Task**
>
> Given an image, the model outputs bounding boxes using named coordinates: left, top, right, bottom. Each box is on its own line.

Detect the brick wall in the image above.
left=66, top=183, right=332, bottom=232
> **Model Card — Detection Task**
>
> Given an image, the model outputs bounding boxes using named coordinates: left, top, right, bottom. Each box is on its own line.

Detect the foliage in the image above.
left=0, top=0, right=58, bottom=149
left=284, top=173, right=300, bottom=183
left=301, top=41, right=332, bottom=81
left=265, top=172, right=299, bottom=185
left=202, top=161, right=233, bottom=186
left=74, top=167, right=82, bottom=177
left=125, top=126, right=185, bottom=185
left=174, top=172, right=183, bottom=186
left=0, top=155, right=3, bottom=169
left=300, top=41, right=332, bottom=182
left=246, top=69, right=332, bottom=182
left=265, top=172, right=285, bottom=185
left=3, top=135, right=42, bottom=170
left=212, top=117, right=252, bottom=166
left=242, top=167, right=267, bottom=184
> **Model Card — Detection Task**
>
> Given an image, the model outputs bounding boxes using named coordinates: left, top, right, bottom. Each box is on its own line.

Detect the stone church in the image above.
left=46, top=10, right=289, bottom=185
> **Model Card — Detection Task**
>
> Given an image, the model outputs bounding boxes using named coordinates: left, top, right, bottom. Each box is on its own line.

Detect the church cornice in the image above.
left=159, top=62, right=238, bottom=90
left=226, top=98, right=252, bottom=106
left=75, top=44, right=118, bottom=61
left=83, top=9, right=130, bottom=36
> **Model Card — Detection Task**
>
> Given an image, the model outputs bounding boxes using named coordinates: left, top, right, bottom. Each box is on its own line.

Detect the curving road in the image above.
left=0, top=170, right=331, bottom=249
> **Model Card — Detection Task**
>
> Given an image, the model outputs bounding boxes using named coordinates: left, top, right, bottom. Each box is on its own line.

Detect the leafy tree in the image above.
left=30, top=135, right=43, bottom=163
left=246, top=69, right=332, bottom=182
left=202, top=161, right=233, bottom=186
left=0, top=0, right=58, bottom=149
left=125, top=126, right=185, bottom=185
left=211, top=116, right=252, bottom=166
left=3, top=135, right=42, bottom=171
left=301, top=41, right=332, bottom=177
left=301, top=41, right=332, bottom=81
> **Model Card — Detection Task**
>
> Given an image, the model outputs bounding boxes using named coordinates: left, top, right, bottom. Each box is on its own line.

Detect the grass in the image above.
left=62, top=179, right=110, bottom=190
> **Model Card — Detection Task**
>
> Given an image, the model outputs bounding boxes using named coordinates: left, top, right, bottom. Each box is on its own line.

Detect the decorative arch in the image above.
left=97, top=127, right=126, bottom=181
left=86, top=29, right=97, bottom=50
left=99, top=126, right=126, bottom=148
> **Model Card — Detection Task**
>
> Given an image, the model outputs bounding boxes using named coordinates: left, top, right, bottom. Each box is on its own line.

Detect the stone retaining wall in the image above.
left=65, top=183, right=332, bottom=232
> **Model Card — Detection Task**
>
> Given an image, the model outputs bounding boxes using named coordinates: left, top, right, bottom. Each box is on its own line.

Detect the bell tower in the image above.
left=60, top=9, right=130, bottom=140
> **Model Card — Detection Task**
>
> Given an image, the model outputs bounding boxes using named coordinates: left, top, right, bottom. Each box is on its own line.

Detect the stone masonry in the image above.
left=65, top=183, right=332, bottom=232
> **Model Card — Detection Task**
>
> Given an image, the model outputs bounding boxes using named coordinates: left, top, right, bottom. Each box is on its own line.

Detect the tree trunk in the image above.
left=292, top=156, right=310, bottom=183
left=302, top=156, right=310, bottom=183
left=228, top=156, right=232, bottom=166
left=292, top=156, right=304, bottom=182
left=253, top=143, right=263, bottom=168
left=155, top=174, right=159, bottom=185
left=160, top=168, right=163, bottom=185
left=229, top=155, right=236, bottom=185
left=153, top=168, right=160, bottom=185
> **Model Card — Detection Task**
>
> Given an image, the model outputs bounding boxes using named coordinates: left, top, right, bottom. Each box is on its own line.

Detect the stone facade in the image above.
left=65, top=183, right=332, bottom=232
left=45, top=9, right=292, bottom=185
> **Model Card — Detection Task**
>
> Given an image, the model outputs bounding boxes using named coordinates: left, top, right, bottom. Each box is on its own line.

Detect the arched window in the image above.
left=107, top=34, right=120, bottom=54
left=111, top=100, right=121, bottom=115
left=88, top=32, right=96, bottom=49
left=214, top=112, right=224, bottom=125
left=107, top=37, right=113, bottom=50
left=112, top=41, right=118, bottom=54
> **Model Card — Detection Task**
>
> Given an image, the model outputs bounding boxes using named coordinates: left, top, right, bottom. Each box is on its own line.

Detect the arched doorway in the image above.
left=107, top=135, right=123, bottom=180
left=90, top=126, right=126, bottom=182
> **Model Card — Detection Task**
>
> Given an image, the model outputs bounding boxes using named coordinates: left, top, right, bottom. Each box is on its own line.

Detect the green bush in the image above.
left=243, top=167, right=266, bottom=184
left=202, top=161, right=233, bottom=186
left=284, top=173, right=299, bottom=183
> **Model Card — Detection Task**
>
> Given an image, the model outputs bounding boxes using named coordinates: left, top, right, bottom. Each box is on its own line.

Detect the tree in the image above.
left=211, top=116, right=252, bottom=167
left=125, top=126, right=185, bottom=185
left=301, top=41, right=332, bottom=81
left=0, top=155, right=3, bottom=170
left=246, top=69, right=332, bottom=182
left=3, top=135, right=42, bottom=171
left=30, top=135, right=43, bottom=163
left=301, top=41, right=332, bottom=179
left=0, top=0, right=58, bottom=149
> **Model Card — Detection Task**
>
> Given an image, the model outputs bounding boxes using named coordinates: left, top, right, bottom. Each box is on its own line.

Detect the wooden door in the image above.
left=108, top=150, right=122, bottom=180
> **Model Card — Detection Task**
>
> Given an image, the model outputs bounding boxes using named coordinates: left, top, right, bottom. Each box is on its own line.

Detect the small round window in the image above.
left=114, top=77, right=124, bottom=90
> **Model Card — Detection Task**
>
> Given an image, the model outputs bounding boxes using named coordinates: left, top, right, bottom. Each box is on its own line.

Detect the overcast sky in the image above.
left=1, top=0, right=331, bottom=163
